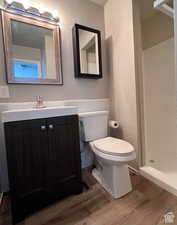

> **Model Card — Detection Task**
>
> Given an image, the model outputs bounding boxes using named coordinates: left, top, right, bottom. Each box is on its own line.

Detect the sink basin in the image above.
left=1, top=106, right=78, bottom=123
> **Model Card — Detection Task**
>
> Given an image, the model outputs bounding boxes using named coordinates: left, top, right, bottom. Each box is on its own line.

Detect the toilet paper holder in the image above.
left=109, top=120, right=119, bottom=129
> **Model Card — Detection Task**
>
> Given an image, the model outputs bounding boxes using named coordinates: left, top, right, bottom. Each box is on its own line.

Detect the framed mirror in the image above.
left=73, top=24, right=102, bottom=79
left=2, top=11, right=63, bottom=85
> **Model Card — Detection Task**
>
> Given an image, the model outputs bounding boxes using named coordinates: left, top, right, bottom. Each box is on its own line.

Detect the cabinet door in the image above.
left=4, top=119, right=49, bottom=223
left=46, top=115, right=82, bottom=198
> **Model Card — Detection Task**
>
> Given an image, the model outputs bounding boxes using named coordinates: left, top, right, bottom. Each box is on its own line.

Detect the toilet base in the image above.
left=92, top=162, right=132, bottom=199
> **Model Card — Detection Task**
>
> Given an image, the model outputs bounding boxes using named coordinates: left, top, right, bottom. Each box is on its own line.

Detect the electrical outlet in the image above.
left=0, top=86, right=10, bottom=98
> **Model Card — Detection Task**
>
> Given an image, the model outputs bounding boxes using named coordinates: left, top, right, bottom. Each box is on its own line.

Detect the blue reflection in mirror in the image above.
left=13, top=60, right=39, bottom=78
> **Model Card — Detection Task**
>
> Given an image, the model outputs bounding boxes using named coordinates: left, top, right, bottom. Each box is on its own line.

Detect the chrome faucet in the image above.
left=36, top=96, right=46, bottom=108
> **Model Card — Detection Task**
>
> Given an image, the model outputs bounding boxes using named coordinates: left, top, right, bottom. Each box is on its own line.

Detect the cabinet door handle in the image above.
left=49, top=124, right=54, bottom=130
left=41, top=125, right=46, bottom=131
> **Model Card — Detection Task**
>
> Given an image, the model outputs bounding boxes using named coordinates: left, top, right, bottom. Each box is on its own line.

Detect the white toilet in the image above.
left=79, top=111, right=136, bottom=199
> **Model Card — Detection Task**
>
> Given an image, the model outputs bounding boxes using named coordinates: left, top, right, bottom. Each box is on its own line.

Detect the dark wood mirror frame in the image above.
left=1, top=10, right=63, bottom=85
left=72, top=24, right=102, bottom=79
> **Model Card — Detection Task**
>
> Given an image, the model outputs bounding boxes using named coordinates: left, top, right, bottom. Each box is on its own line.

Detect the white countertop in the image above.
left=1, top=106, right=78, bottom=123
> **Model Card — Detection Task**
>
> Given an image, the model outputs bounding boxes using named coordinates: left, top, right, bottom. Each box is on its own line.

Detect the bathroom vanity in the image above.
left=2, top=107, right=82, bottom=224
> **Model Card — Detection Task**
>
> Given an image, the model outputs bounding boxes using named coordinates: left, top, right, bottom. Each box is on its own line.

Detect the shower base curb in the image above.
left=140, top=166, right=177, bottom=197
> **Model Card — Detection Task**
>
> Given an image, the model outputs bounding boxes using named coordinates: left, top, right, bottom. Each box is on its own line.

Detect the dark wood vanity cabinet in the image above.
left=4, top=115, right=82, bottom=224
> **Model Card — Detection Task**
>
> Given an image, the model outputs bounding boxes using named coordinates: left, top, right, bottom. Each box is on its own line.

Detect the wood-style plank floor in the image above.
left=1, top=169, right=177, bottom=225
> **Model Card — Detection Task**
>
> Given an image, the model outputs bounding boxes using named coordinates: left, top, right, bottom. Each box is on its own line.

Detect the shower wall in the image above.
left=142, top=12, right=174, bottom=50
left=139, top=0, right=177, bottom=196
left=142, top=38, right=177, bottom=170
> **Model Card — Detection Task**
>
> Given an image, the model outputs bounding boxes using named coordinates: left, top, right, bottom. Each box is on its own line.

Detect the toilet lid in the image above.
left=93, top=137, right=134, bottom=156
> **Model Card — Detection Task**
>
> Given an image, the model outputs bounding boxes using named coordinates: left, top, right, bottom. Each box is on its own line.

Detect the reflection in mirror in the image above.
left=2, top=11, right=62, bottom=85
left=73, top=24, right=102, bottom=79
left=79, top=29, right=99, bottom=74
left=11, top=21, right=56, bottom=80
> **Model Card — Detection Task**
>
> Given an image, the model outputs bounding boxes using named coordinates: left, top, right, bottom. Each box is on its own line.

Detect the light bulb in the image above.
left=23, top=0, right=30, bottom=9
left=52, top=9, right=59, bottom=19
left=5, top=0, right=13, bottom=5
left=38, top=5, right=45, bottom=13
left=36, top=4, right=45, bottom=14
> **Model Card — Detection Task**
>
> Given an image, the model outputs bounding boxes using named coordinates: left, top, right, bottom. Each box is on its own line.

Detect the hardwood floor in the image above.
left=1, top=169, right=177, bottom=225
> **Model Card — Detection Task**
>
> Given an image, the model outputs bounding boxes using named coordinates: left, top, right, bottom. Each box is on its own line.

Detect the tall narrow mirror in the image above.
left=2, top=11, right=62, bottom=85
left=73, top=24, right=102, bottom=79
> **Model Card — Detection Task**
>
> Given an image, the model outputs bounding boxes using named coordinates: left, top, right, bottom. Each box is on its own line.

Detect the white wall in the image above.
left=0, top=0, right=109, bottom=102
left=87, top=53, right=97, bottom=74
left=142, top=39, right=177, bottom=165
left=79, top=31, right=98, bottom=74
left=13, top=45, right=42, bottom=77
left=13, top=45, right=42, bottom=62
left=104, top=0, right=139, bottom=167
left=175, top=0, right=177, bottom=93
left=44, top=36, right=56, bottom=79
left=132, top=0, right=144, bottom=167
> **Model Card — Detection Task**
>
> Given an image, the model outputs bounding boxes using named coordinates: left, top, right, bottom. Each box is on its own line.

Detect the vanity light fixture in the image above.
left=38, top=4, right=45, bottom=13
left=3, top=0, right=60, bottom=22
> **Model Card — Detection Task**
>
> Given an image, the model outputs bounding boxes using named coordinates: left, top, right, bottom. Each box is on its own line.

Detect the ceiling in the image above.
left=89, top=0, right=172, bottom=21
left=89, top=0, right=157, bottom=21
left=12, top=20, right=52, bottom=49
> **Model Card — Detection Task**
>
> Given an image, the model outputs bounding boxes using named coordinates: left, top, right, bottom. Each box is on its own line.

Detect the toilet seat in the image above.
left=93, top=137, right=134, bottom=157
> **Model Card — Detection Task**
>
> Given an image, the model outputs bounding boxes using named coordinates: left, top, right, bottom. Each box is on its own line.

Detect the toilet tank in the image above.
left=79, top=111, right=109, bottom=142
